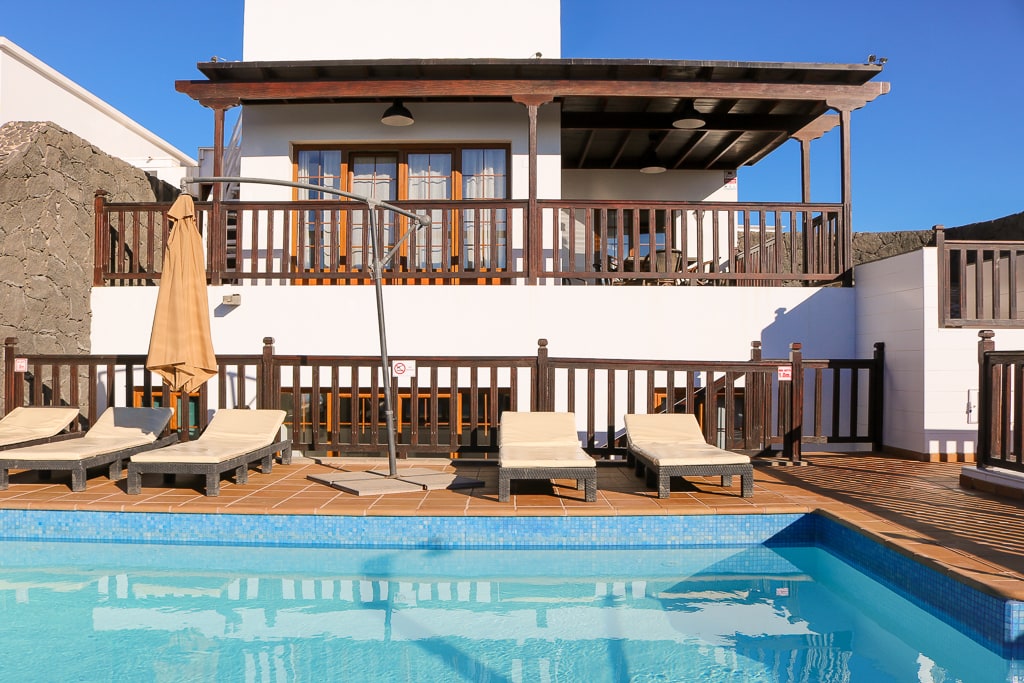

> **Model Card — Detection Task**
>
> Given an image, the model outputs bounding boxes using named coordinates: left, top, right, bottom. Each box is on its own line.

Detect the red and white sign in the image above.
left=391, top=360, right=416, bottom=377
left=13, top=358, right=28, bottom=373
left=777, top=365, right=792, bottom=381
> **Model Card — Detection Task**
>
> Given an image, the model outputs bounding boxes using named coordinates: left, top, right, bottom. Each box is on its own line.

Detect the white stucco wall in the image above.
left=562, top=169, right=736, bottom=203
left=0, top=38, right=195, bottom=186
left=855, top=250, right=927, bottom=456
left=242, top=0, right=561, bottom=61
left=91, top=284, right=855, bottom=362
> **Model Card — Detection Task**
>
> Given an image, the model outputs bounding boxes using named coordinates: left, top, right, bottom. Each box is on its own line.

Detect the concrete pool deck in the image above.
left=0, top=452, right=1021, bottom=603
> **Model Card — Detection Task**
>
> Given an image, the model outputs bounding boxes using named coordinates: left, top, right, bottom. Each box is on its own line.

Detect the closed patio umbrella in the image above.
left=146, top=193, right=217, bottom=392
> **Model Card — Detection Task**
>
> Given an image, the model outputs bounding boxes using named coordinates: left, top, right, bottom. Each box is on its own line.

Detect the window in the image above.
left=293, top=145, right=509, bottom=279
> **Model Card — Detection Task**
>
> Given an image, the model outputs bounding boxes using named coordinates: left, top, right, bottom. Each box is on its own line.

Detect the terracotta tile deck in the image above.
left=1, top=452, right=1022, bottom=602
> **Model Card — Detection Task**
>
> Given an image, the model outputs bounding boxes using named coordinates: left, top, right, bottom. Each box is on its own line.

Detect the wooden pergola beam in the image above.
left=176, top=79, right=890, bottom=107
left=561, top=112, right=819, bottom=132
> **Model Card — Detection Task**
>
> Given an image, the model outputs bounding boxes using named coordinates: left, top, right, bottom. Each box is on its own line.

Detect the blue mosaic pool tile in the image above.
left=813, top=515, right=1024, bottom=659
left=0, top=509, right=1020, bottom=658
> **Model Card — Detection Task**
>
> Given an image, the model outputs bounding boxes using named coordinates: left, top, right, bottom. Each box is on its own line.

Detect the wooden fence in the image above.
left=936, top=226, right=1024, bottom=327
left=976, top=330, right=1023, bottom=473
left=3, top=338, right=884, bottom=463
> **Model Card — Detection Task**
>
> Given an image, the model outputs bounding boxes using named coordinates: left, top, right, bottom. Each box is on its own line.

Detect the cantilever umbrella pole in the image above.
left=187, top=176, right=429, bottom=478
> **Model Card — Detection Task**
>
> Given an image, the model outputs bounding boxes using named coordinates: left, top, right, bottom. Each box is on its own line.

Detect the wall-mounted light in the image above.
left=222, top=293, right=242, bottom=306
left=380, top=100, right=414, bottom=126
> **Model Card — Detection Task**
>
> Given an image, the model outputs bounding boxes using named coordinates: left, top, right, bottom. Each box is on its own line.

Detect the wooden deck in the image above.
left=0, top=452, right=1020, bottom=602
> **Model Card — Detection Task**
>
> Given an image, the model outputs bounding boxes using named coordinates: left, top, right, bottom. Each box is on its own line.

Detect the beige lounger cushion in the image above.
left=624, top=413, right=708, bottom=445
left=499, top=444, right=595, bottom=469
left=624, top=413, right=751, bottom=466
left=498, top=412, right=594, bottom=468
left=131, top=409, right=286, bottom=464
left=628, top=442, right=750, bottom=466
left=0, top=407, right=80, bottom=447
left=0, top=407, right=172, bottom=461
left=499, top=411, right=582, bottom=448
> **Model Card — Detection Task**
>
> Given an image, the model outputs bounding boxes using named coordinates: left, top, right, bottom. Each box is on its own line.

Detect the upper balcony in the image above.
left=93, top=58, right=888, bottom=289
left=94, top=195, right=846, bottom=287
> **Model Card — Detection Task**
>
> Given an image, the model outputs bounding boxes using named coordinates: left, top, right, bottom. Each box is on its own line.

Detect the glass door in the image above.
left=350, top=154, right=398, bottom=272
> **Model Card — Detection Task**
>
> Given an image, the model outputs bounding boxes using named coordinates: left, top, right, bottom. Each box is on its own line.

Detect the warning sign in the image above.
left=13, top=358, right=28, bottom=373
left=391, top=360, right=416, bottom=377
left=777, top=365, right=792, bottom=381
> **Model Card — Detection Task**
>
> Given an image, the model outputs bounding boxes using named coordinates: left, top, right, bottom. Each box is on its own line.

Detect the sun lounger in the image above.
left=498, top=411, right=596, bottom=502
left=126, top=409, right=290, bottom=497
left=0, top=407, right=82, bottom=450
left=624, top=413, right=753, bottom=498
left=0, top=407, right=175, bottom=491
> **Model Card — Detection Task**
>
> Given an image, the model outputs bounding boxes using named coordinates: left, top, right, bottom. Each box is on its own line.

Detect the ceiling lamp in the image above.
left=639, top=133, right=667, bottom=174
left=672, top=100, right=705, bottom=129
left=381, top=100, right=414, bottom=126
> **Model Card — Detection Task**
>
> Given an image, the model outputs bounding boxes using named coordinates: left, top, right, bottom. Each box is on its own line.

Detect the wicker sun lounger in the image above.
left=498, top=411, right=597, bottom=502
left=0, top=406, right=82, bottom=450
left=127, top=409, right=291, bottom=497
left=0, top=407, right=175, bottom=491
left=624, top=413, right=753, bottom=498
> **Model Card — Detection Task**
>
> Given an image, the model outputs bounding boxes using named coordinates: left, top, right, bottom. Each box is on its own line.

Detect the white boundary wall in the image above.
left=0, top=38, right=195, bottom=186
left=92, top=285, right=855, bottom=362
left=856, top=247, right=1024, bottom=458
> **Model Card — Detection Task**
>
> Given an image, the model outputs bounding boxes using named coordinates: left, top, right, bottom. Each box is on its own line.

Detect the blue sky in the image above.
left=3, top=0, right=1022, bottom=232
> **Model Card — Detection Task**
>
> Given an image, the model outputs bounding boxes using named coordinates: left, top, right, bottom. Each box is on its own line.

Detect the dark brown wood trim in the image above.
left=177, top=79, right=890, bottom=106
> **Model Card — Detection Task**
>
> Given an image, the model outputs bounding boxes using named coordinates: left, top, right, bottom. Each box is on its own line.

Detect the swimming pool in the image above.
left=0, top=511, right=1020, bottom=682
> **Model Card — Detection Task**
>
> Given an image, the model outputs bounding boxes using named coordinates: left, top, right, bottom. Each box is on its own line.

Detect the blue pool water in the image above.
left=0, top=511, right=1020, bottom=682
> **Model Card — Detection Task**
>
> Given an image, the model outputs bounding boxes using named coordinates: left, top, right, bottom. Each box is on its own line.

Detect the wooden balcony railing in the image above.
left=94, top=194, right=850, bottom=287
left=541, top=201, right=846, bottom=286
left=4, top=337, right=884, bottom=462
left=936, top=226, right=1024, bottom=328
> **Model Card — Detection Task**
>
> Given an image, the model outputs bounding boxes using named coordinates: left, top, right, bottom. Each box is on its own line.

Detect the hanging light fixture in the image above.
left=639, top=133, right=667, bottom=174
left=381, top=100, right=414, bottom=126
left=672, top=100, right=705, bottom=129
left=639, top=153, right=667, bottom=174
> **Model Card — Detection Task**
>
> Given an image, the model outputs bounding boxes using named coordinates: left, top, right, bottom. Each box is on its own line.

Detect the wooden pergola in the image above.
left=177, top=57, right=888, bottom=192
left=173, top=58, right=889, bottom=285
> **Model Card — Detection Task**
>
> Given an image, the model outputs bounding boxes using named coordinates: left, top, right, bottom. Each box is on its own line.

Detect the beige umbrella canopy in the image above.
left=146, top=194, right=217, bottom=392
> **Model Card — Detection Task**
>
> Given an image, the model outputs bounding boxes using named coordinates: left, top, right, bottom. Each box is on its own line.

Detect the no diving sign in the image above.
left=391, top=360, right=416, bottom=378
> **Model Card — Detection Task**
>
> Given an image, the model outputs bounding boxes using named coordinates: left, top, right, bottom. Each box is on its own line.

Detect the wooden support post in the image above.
left=513, top=96, right=552, bottom=286
left=747, top=341, right=765, bottom=453
left=3, top=337, right=17, bottom=415
left=977, top=330, right=995, bottom=468
left=93, top=191, right=109, bottom=286
left=787, top=342, right=804, bottom=464
left=934, top=225, right=949, bottom=326
left=535, top=338, right=550, bottom=412
left=210, top=106, right=227, bottom=286
left=260, top=337, right=276, bottom=410
left=871, top=342, right=885, bottom=452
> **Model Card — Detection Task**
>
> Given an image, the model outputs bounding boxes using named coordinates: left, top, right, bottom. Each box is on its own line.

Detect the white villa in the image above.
left=6, top=0, right=1024, bottom=475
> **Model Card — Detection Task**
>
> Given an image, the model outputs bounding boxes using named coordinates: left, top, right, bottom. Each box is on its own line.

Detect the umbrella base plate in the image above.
left=307, top=468, right=483, bottom=496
